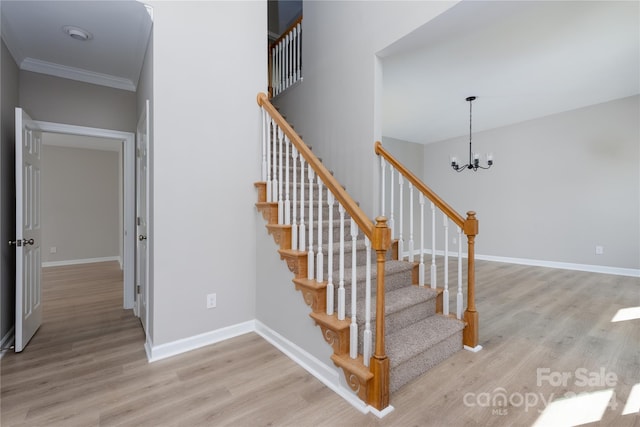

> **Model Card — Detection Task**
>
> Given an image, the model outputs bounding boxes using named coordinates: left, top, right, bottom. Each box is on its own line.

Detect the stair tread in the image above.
left=347, top=285, right=437, bottom=319
left=387, top=315, right=464, bottom=368
left=309, top=311, right=350, bottom=330
left=331, top=353, right=373, bottom=380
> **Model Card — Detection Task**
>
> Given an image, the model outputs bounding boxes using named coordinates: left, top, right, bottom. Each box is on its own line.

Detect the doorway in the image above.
left=41, top=133, right=123, bottom=269
left=34, top=121, right=135, bottom=308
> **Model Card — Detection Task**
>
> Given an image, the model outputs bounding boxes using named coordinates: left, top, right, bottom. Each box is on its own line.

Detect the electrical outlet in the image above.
left=50, top=246, right=57, bottom=254
left=206, top=293, right=217, bottom=309
left=595, top=245, right=604, bottom=255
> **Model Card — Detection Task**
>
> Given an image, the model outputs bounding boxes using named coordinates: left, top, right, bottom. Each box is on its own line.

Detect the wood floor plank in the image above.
left=1, top=260, right=638, bottom=426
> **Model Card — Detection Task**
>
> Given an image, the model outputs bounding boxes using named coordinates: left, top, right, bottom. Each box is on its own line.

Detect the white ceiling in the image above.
left=1, top=1, right=637, bottom=139
left=380, top=0, right=640, bottom=145
left=1, top=0, right=152, bottom=92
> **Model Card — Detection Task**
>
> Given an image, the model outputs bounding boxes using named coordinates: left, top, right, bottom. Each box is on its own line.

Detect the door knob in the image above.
left=8, top=239, right=33, bottom=246
left=138, top=235, right=147, bottom=241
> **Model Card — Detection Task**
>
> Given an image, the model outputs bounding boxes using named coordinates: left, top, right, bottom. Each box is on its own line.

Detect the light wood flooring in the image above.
left=1, top=260, right=639, bottom=426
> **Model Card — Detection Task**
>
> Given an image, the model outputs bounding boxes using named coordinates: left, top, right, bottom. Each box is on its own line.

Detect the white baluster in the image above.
left=307, top=166, right=315, bottom=280
left=408, top=183, right=415, bottom=262
left=291, top=28, right=297, bottom=84
left=337, top=204, right=346, bottom=320
left=443, top=214, right=450, bottom=316
left=275, top=43, right=280, bottom=95
left=278, top=43, right=283, bottom=94
left=261, top=108, right=267, bottom=182
left=363, top=236, right=372, bottom=367
left=290, top=31, right=294, bottom=86
left=297, top=23, right=302, bottom=81
left=292, top=27, right=296, bottom=84
left=277, top=128, right=284, bottom=225
left=457, top=226, right=463, bottom=320
left=430, top=202, right=437, bottom=289
left=274, top=45, right=279, bottom=95
left=316, top=176, right=324, bottom=283
left=291, top=147, right=298, bottom=250
left=299, top=158, right=306, bottom=252
left=380, top=157, right=386, bottom=218
left=271, top=119, right=278, bottom=203
left=389, top=165, right=395, bottom=238
left=398, top=174, right=404, bottom=259
left=419, top=193, right=425, bottom=287
left=270, top=49, right=275, bottom=96
left=267, top=117, right=274, bottom=202
left=265, top=114, right=272, bottom=202
left=289, top=32, right=293, bottom=87
left=326, top=192, right=335, bottom=315
left=350, top=218, right=358, bottom=360
left=284, top=135, right=291, bottom=225
left=285, top=34, right=290, bottom=88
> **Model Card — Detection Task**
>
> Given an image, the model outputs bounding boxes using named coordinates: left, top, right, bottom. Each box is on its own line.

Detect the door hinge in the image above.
left=136, top=285, right=141, bottom=294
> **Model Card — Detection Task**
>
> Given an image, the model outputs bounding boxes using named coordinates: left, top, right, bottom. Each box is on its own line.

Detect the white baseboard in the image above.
left=475, top=254, right=640, bottom=278
left=144, top=335, right=153, bottom=361
left=42, top=256, right=120, bottom=268
left=254, top=321, right=376, bottom=416
left=144, top=319, right=394, bottom=417
left=401, top=250, right=640, bottom=278
left=0, top=327, right=15, bottom=359
left=145, top=320, right=255, bottom=363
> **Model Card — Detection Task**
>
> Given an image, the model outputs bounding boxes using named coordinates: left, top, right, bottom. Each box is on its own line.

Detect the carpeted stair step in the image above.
left=334, top=260, right=414, bottom=310
left=347, top=285, right=439, bottom=354
left=387, top=315, right=465, bottom=392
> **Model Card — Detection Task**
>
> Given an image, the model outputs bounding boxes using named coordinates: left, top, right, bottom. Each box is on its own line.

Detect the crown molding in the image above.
left=20, top=57, right=136, bottom=92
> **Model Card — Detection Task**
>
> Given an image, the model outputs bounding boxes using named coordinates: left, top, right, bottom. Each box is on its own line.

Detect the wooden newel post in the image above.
left=368, top=216, right=391, bottom=410
left=463, top=211, right=479, bottom=348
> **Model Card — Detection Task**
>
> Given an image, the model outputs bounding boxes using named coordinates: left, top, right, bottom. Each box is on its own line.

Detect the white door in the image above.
left=14, top=108, right=42, bottom=352
left=135, top=100, right=150, bottom=333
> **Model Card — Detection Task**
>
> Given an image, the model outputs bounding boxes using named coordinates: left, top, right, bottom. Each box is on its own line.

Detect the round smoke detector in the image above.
left=62, top=25, right=93, bottom=41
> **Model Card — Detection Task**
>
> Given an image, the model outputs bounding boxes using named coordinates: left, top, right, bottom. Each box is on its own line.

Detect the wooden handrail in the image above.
left=374, top=141, right=465, bottom=229
left=258, top=93, right=392, bottom=409
left=258, top=93, right=374, bottom=238
left=269, top=15, right=303, bottom=51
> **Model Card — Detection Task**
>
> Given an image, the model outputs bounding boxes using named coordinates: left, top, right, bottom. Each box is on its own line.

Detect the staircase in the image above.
left=255, top=92, right=479, bottom=412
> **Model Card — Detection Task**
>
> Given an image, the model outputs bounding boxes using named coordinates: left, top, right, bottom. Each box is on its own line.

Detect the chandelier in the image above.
left=451, top=96, right=493, bottom=172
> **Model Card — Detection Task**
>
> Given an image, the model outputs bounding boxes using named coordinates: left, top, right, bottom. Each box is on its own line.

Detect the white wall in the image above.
left=149, top=0, right=265, bottom=346
left=19, top=71, right=136, bottom=132
left=1, top=38, right=19, bottom=343
left=255, top=219, right=333, bottom=368
left=380, top=136, right=425, bottom=245
left=41, top=141, right=120, bottom=265
left=273, top=1, right=457, bottom=217
left=420, top=96, right=640, bottom=270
